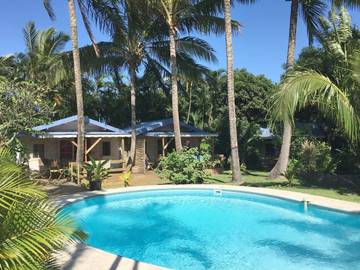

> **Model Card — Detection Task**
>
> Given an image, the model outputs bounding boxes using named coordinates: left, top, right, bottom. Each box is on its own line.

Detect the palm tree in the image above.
left=224, top=0, right=241, bottom=182
left=43, top=0, right=102, bottom=172
left=42, top=0, right=86, bottom=168
left=81, top=1, right=216, bottom=166
left=269, top=69, right=359, bottom=145
left=147, top=0, right=234, bottom=151
left=269, top=0, right=326, bottom=178
left=223, top=0, right=257, bottom=182
left=0, top=147, right=85, bottom=269
left=67, top=0, right=86, bottom=170
left=21, top=22, right=70, bottom=86
left=270, top=7, right=360, bottom=148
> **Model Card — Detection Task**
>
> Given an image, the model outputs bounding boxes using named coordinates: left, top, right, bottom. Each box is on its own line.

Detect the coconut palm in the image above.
left=20, top=22, right=70, bottom=86
left=223, top=0, right=258, bottom=182
left=269, top=68, right=359, bottom=145
left=269, top=0, right=326, bottom=178
left=43, top=0, right=107, bottom=169
left=80, top=1, right=216, bottom=166
left=146, top=0, right=236, bottom=151
left=42, top=0, right=88, bottom=168
left=270, top=7, right=360, bottom=147
left=0, top=147, right=85, bottom=270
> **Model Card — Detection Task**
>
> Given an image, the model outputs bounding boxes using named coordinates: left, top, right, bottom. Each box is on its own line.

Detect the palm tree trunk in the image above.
left=186, top=82, right=192, bottom=124
left=269, top=0, right=298, bottom=178
left=68, top=0, right=85, bottom=181
left=129, top=63, right=137, bottom=167
left=169, top=26, right=182, bottom=151
left=224, top=0, right=242, bottom=183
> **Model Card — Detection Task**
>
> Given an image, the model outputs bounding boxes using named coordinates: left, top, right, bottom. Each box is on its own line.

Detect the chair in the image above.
left=48, top=160, right=65, bottom=180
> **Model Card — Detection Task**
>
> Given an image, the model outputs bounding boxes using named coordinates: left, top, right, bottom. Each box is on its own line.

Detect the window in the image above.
left=102, top=141, right=111, bottom=156
left=33, top=144, right=45, bottom=159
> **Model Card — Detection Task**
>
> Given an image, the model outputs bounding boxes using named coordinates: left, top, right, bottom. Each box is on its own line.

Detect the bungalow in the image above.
left=20, top=116, right=217, bottom=173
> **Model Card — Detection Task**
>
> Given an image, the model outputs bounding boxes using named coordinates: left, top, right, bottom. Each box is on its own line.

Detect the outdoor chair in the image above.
left=48, top=160, right=65, bottom=180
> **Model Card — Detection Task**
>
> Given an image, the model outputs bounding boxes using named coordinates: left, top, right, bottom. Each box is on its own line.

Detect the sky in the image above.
left=0, top=1, right=359, bottom=82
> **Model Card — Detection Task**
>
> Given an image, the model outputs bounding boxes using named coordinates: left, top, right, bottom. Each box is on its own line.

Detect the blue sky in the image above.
left=0, top=1, right=359, bottom=82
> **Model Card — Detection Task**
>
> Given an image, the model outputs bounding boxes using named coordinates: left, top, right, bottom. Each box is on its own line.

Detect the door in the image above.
left=60, top=140, right=74, bottom=163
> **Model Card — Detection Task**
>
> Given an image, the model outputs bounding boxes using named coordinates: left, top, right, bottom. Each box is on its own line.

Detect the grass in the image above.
left=205, top=170, right=360, bottom=203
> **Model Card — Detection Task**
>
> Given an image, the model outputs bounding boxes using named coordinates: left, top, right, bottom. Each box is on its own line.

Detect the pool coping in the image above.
left=53, top=184, right=360, bottom=270
left=53, top=184, right=360, bottom=214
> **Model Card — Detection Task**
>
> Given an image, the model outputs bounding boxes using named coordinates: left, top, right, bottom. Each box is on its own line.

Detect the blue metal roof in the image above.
left=145, top=131, right=217, bottom=138
left=32, top=116, right=216, bottom=138
left=32, top=115, right=127, bottom=135
left=34, top=131, right=131, bottom=138
left=260, top=127, right=275, bottom=139
left=123, top=119, right=210, bottom=136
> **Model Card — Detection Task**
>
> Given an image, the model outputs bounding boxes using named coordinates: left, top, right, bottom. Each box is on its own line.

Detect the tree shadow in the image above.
left=243, top=181, right=290, bottom=188
left=171, top=247, right=212, bottom=269
left=256, top=239, right=336, bottom=263
left=85, top=201, right=211, bottom=268
left=256, top=215, right=360, bottom=267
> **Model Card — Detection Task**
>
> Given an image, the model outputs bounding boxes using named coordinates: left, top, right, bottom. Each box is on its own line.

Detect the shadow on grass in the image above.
left=243, top=181, right=290, bottom=188
left=205, top=176, right=229, bottom=183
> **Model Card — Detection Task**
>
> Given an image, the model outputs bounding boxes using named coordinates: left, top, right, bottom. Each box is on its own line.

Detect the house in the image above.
left=19, top=116, right=217, bottom=173
left=123, top=119, right=217, bottom=173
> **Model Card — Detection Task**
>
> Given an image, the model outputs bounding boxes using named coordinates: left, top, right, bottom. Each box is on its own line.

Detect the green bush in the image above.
left=287, top=140, right=336, bottom=183
left=156, top=147, right=211, bottom=184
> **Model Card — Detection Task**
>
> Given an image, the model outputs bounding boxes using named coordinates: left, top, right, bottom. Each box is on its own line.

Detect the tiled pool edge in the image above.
left=53, top=184, right=360, bottom=213
left=55, top=243, right=168, bottom=270
left=53, top=184, right=360, bottom=270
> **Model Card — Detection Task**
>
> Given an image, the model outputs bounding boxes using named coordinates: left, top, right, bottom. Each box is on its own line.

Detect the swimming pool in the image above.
left=63, top=189, right=360, bottom=270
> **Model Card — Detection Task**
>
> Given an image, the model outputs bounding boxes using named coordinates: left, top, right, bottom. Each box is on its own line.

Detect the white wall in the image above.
left=20, top=136, right=60, bottom=160
left=87, top=138, right=122, bottom=160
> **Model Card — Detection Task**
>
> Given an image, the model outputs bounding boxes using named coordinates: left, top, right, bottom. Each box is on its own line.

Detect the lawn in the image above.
left=205, top=170, right=360, bottom=203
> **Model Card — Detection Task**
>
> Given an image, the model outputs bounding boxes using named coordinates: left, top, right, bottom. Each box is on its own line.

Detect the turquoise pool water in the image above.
left=63, top=189, right=360, bottom=270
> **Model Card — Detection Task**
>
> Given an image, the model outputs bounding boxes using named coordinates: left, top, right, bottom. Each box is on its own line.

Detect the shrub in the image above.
left=83, top=157, right=110, bottom=182
left=156, top=147, right=211, bottom=184
left=287, top=140, right=336, bottom=183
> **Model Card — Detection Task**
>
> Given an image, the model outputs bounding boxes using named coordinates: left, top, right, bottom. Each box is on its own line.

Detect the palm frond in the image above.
left=43, top=0, right=56, bottom=20
left=0, top=147, right=85, bottom=269
left=23, top=22, right=38, bottom=53
left=300, top=0, right=326, bottom=45
left=77, top=0, right=101, bottom=57
left=269, top=70, right=359, bottom=142
left=331, top=0, right=360, bottom=9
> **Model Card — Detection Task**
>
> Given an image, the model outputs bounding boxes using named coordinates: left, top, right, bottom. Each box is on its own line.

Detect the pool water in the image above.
left=63, top=189, right=360, bottom=270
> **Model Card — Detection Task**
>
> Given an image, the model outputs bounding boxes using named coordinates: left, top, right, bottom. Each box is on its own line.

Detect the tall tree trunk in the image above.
left=224, top=0, right=242, bottom=183
left=68, top=0, right=85, bottom=171
left=269, top=0, right=298, bottom=178
left=129, top=63, right=137, bottom=167
left=186, top=81, right=192, bottom=124
left=169, top=26, right=182, bottom=151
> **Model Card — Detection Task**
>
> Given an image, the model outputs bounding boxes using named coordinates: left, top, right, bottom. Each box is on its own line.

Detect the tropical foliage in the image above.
left=83, top=157, right=110, bottom=182
left=0, top=1, right=360, bottom=186
left=270, top=6, right=360, bottom=177
left=156, top=146, right=212, bottom=184
left=0, top=147, right=85, bottom=269
left=286, top=139, right=336, bottom=183
left=0, top=79, right=54, bottom=146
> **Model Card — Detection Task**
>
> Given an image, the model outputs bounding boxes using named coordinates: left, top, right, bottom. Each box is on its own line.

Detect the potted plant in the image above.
left=83, top=157, right=110, bottom=190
